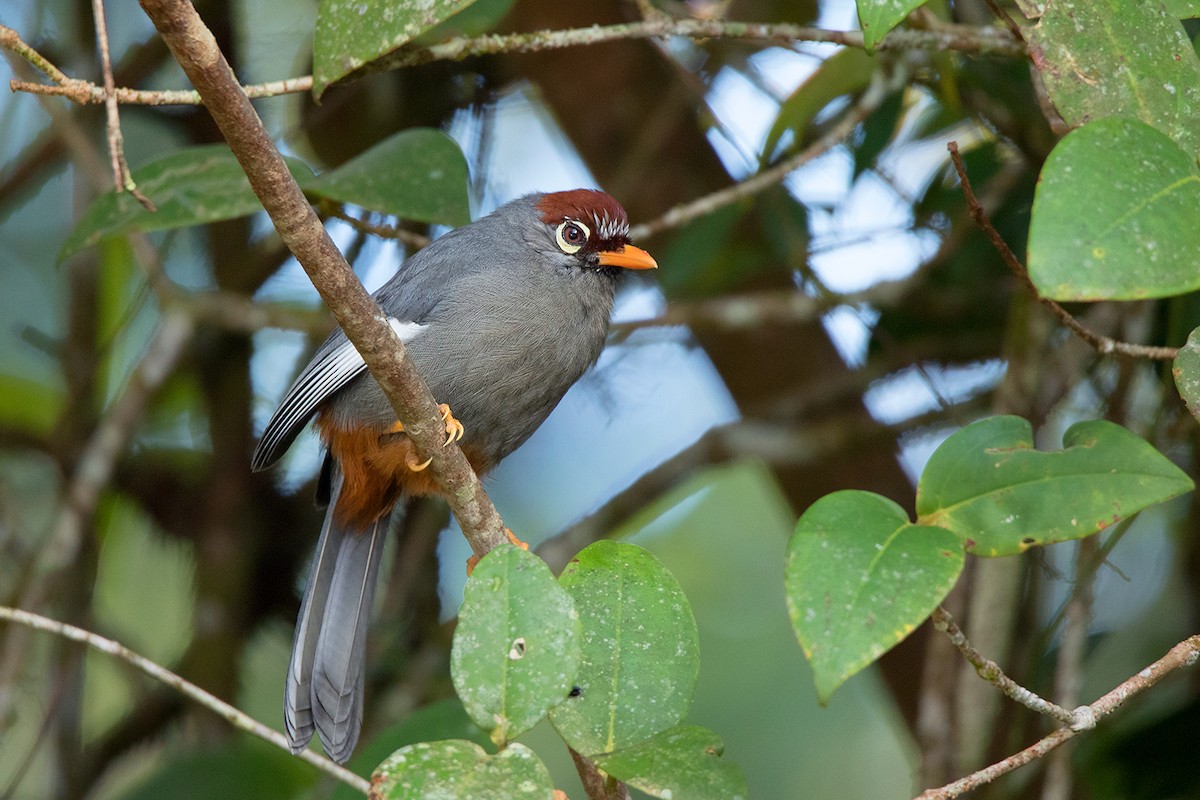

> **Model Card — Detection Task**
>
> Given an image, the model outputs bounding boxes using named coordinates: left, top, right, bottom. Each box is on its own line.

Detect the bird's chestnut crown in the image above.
left=535, top=189, right=657, bottom=271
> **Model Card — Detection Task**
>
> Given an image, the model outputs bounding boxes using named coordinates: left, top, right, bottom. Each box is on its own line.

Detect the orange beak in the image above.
left=597, top=244, right=658, bottom=270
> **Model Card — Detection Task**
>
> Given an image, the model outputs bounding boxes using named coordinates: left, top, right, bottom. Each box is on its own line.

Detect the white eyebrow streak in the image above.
left=592, top=210, right=628, bottom=241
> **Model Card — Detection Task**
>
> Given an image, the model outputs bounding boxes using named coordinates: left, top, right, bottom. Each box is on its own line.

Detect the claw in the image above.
left=438, top=403, right=465, bottom=446
left=406, top=453, right=433, bottom=471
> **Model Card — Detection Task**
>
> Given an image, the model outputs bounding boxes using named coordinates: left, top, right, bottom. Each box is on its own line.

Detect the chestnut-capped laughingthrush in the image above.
left=252, top=190, right=657, bottom=762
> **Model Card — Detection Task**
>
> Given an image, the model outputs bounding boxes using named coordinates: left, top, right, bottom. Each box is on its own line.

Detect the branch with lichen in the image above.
left=1, top=18, right=1023, bottom=107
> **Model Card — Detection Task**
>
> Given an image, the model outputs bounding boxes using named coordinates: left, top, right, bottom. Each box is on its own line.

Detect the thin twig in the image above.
left=90, top=0, right=154, bottom=209
left=982, top=0, right=1026, bottom=43
left=1, top=19, right=1023, bottom=106
left=610, top=272, right=919, bottom=338
left=0, top=606, right=370, bottom=795
left=931, top=606, right=1077, bottom=726
left=631, top=67, right=903, bottom=241
left=946, top=141, right=1178, bottom=361
left=913, top=634, right=1200, bottom=799
left=319, top=201, right=431, bottom=250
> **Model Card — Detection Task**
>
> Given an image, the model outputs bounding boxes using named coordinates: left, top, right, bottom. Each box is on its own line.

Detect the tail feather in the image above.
left=284, top=463, right=389, bottom=763
left=284, top=468, right=347, bottom=752
left=311, top=514, right=386, bottom=762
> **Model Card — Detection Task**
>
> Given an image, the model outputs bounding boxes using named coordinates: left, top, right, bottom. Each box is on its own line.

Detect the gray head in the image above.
left=519, top=189, right=657, bottom=275
left=451, top=190, right=662, bottom=284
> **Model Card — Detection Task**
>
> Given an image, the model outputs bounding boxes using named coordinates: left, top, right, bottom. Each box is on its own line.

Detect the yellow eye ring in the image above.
left=555, top=220, right=590, bottom=254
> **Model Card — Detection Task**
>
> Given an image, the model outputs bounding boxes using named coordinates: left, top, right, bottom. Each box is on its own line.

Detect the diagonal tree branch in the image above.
left=135, top=0, right=508, bottom=560
left=0, top=606, right=369, bottom=794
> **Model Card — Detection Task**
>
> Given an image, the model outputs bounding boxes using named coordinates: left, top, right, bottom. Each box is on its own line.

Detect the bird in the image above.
left=251, top=189, right=657, bottom=763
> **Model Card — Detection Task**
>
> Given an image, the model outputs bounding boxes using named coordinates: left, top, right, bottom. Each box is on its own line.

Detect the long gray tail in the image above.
left=284, top=465, right=387, bottom=763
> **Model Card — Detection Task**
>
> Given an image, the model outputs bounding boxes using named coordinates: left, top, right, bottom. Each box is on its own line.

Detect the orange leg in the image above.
left=466, top=528, right=531, bottom=574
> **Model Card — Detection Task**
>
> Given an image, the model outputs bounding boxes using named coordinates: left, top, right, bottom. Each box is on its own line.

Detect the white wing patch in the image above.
left=251, top=318, right=426, bottom=470
left=389, top=318, right=426, bottom=342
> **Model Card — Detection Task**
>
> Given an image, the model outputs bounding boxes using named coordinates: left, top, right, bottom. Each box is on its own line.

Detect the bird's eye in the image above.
left=555, top=220, right=590, bottom=254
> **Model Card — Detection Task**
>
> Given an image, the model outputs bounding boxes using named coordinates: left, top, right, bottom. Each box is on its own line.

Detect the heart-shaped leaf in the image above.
left=451, top=545, right=581, bottom=746
left=62, top=145, right=315, bottom=259
left=786, top=490, right=963, bottom=701
left=313, top=0, right=479, bottom=96
left=858, top=0, right=928, bottom=52
left=917, top=416, right=1193, bottom=555
left=371, top=740, right=552, bottom=800
left=1173, top=326, right=1200, bottom=423
left=1028, top=117, right=1200, bottom=301
left=593, top=725, right=747, bottom=800
left=308, top=129, right=471, bottom=227
left=549, top=542, right=699, bottom=757
left=1028, top=0, right=1200, bottom=156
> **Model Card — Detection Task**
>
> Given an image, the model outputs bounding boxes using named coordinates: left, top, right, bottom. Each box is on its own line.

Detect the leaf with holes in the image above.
left=593, top=725, right=747, bottom=800
left=372, top=740, right=553, bottom=800
left=308, top=129, right=471, bottom=226
left=549, top=542, right=700, bottom=756
left=313, top=0, right=478, bottom=96
left=62, top=145, right=315, bottom=259
left=1028, top=0, right=1200, bottom=156
left=451, top=545, right=580, bottom=747
left=786, top=490, right=963, bottom=701
left=1028, top=117, right=1200, bottom=301
left=857, top=0, right=929, bottom=51
left=917, top=416, right=1193, bottom=556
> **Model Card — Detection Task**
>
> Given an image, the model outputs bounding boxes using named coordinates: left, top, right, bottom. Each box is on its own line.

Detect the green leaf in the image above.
left=593, top=725, right=747, bottom=800
left=330, top=699, right=491, bottom=796
left=451, top=544, right=581, bottom=746
left=413, top=0, right=516, bottom=42
left=373, top=740, right=552, bottom=800
left=0, top=375, right=62, bottom=438
left=1173, top=327, right=1200, bottom=423
left=549, top=541, right=700, bottom=756
left=858, top=0, right=928, bottom=52
left=786, top=491, right=963, bottom=701
left=308, top=129, right=471, bottom=226
left=1028, top=117, right=1200, bottom=301
left=62, top=146, right=315, bottom=259
left=852, top=88, right=905, bottom=178
left=763, top=47, right=878, bottom=162
left=1164, top=0, right=1200, bottom=18
left=1029, top=0, right=1200, bottom=155
left=313, top=0, right=479, bottom=96
left=917, top=416, right=1194, bottom=556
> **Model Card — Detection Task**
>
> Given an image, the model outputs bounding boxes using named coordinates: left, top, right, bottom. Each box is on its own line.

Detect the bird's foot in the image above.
left=466, top=528, right=530, bottom=574
left=384, top=404, right=462, bottom=470
left=439, top=403, right=465, bottom=446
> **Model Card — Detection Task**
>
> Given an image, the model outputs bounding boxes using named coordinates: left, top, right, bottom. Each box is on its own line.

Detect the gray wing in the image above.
left=251, top=198, right=537, bottom=471
left=251, top=318, right=426, bottom=471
